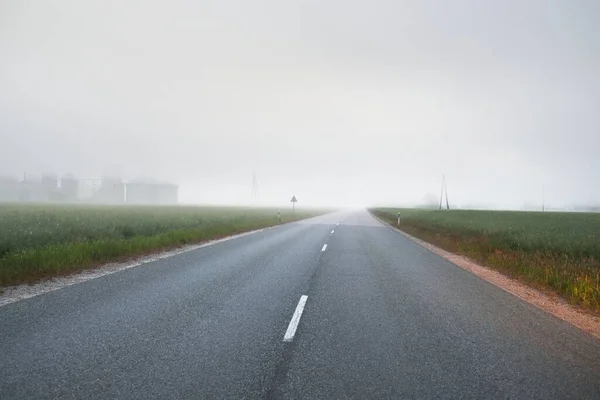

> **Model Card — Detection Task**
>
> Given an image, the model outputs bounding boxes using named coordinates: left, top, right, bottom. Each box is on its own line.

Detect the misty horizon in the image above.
left=1, top=1, right=599, bottom=209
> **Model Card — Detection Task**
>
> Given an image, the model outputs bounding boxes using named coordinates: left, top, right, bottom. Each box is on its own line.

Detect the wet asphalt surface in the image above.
left=1, top=210, right=599, bottom=399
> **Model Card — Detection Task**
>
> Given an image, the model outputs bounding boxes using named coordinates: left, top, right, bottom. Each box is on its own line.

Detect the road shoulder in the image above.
left=0, top=228, right=267, bottom=307
left=371, top=212, right=600, bottom=340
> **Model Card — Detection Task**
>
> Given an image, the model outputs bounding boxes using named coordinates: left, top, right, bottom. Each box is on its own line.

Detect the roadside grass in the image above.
left=371, top=208, right=600, bottom=312
left=0, top=204, right=326, bottom=288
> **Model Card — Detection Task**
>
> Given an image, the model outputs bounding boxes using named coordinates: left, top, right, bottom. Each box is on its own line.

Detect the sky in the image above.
left=1, top=0, right=599, bottom=208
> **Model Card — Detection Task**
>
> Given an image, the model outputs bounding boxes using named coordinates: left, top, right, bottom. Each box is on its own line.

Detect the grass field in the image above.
left=0, top=203, right=325, bottom=288
left=371, top=208, right=600, bottom=312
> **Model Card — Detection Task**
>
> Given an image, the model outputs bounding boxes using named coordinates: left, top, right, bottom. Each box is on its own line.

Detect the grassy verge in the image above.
left=370, top=208, right=600, bottom=313
left=0, top=204, right=328, bottom=288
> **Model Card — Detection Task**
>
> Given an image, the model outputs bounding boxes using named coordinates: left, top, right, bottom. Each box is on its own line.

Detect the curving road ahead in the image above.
left=1, top=210, right=599, bottom=399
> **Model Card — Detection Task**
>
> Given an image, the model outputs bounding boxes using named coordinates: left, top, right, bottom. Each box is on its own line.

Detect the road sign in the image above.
left=291, top=195, right=297, bottom=212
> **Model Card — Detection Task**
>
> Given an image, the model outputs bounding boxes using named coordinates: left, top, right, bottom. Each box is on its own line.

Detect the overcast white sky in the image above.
left=1, top=0, right=599, bottom=208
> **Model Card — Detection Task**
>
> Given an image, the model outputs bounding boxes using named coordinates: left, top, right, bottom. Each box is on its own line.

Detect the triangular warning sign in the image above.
left=290, top=196, right=297, bottom=203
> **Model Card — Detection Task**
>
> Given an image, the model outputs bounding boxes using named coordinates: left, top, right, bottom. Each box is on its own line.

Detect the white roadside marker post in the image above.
left=397, top=212, right=401, bottom=226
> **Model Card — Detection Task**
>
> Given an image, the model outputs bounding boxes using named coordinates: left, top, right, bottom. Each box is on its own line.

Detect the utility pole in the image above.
left=445, top=182, right=450, bottom=210
left=251, top=171, right=259, bottom=205
left=542, top=184, right=545, bottom=212
left=439, top=175, right=450, bottom=210
left=439, top=175, right=444, bottom=210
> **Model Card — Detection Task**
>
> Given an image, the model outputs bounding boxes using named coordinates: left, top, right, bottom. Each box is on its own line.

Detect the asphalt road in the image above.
left=1, top=210, right=600, bottom=399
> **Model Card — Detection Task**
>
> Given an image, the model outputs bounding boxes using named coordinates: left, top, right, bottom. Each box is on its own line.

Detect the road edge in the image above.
left=0, top=228, right=273, bottom=307
left=369, top=212, right=600, bottom=340
left=0, top=211, right=341, bottom=307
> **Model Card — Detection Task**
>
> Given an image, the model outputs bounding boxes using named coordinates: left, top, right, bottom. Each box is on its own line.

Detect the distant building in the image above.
left=0, top=172, right=179, bottom=204
left=42, top=174, right=62, bottom=201
left=125, top=182, right=178, bottom=205
left=60, top=175, right=80, bottom=202
left=0, top=174, right=65, bottom=203
left=18, top=176, right=49, bottom=202
left=0, top=176, right=19, bottom=202
left=41, top=174, right=58, bottom=191
left=95, top=178, right=125, bottom=204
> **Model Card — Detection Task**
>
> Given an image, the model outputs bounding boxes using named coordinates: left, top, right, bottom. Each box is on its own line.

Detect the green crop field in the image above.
left=0, top=203, right=325, bottom=288
left=371, top=208, right=600, bottom=312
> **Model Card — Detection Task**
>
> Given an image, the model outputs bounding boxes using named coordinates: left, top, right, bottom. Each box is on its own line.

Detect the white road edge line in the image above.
left=283, top=295, right=308, bottom=342
left=321, top=244, right=328, bottom=252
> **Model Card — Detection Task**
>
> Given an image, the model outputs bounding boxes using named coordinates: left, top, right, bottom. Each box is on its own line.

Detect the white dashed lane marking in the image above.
left=283, top=295, right=308, bottom=342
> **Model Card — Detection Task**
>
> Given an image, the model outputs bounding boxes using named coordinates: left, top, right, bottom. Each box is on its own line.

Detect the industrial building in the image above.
left=0, top=173, right=178, bottom=205
left=0, top=175, right=51, bottom=202
left=125, top=182, right=179, bottom=205
left=0, top=176, right=20, bottom=202
left=59, top=175, right=79, bottom=201
left=94, top=178, right=126, bottom=204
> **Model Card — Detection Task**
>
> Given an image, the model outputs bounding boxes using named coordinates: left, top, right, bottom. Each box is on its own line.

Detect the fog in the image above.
left=1, top=0, right=599, bottom=209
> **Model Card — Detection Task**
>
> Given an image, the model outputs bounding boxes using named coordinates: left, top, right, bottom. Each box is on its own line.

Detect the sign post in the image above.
left=290, top=195, right=297, bottom=213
